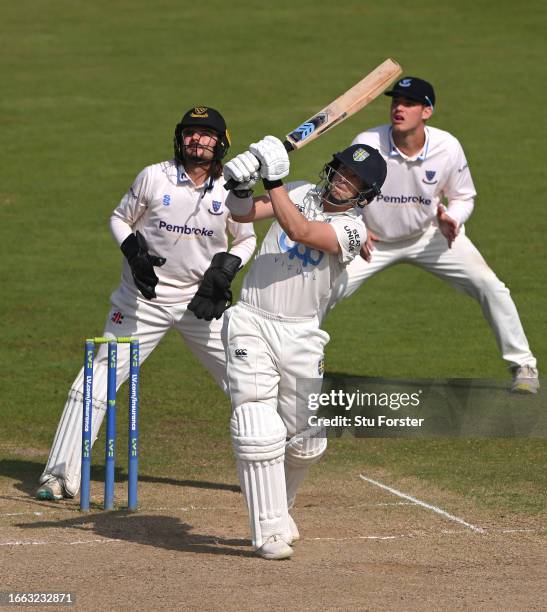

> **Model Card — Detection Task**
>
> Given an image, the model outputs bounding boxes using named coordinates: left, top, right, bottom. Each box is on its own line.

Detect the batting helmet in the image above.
left=321, top=144, right=387, bottom=207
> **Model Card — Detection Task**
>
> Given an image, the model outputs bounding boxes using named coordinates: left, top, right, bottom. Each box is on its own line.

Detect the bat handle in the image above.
left=223, top=139, right=295, bottom=191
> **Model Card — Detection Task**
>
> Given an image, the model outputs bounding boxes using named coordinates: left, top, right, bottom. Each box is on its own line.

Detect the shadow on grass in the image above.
left=15, top=511, right=255, bottom=558
left=0, top=459, right=240, bottom=497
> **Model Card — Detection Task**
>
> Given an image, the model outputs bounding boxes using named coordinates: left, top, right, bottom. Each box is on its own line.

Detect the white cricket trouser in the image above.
left=328, top=224, right=536, bottom=369
left=40, top=292, right=227, bottom=496
left=225, top=302, right=329, bottom=546
left=224, top=301, right=330, bottom=436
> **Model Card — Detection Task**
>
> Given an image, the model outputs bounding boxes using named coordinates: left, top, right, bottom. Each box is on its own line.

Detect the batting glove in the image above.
left=223, top=151, right=261, bottom=197
left=121, top=231, right=166, bottom=300
left=249, top=135, right=290, bottom=181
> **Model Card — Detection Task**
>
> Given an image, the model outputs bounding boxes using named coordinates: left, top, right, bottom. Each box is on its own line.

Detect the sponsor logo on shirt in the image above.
left=318, top=358, right=325, bottom=376
left=377, top=194, right=432, bottom=206
left=234, top=348, right=247, bottom=360
left=422, top=170, right=438, bottom=185
left=162, top=194, right=171, bottom=206
left=344, top=225, right=361, bottom=253
left=158, top=220, right=214, bottom=236
left=278, top=231, right=324, bottom=267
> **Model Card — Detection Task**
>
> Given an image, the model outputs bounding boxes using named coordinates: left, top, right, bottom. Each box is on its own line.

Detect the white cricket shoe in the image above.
left=511, top=365, right=539, bottom=394
left=288, top=514, right=300, bottom=544
left=36, top=477, right=65, bottom=501
left=256, top=535, right=293, bottom=560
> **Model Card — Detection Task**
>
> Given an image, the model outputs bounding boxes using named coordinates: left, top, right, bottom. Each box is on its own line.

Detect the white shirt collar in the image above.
left=388, top=127, right=430, bottom=161
left=176, top=164, right=192, bottom=185
left=176, top=163, right=215, bottom=192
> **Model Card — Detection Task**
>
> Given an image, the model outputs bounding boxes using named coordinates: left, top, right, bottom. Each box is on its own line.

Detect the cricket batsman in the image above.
left=219, top=136, right=387, bottom=559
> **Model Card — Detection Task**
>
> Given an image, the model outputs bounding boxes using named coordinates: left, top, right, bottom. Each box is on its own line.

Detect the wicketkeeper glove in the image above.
left=121, top=231, right=166, bottom=300
left=187, top=252, right=242, bottom=321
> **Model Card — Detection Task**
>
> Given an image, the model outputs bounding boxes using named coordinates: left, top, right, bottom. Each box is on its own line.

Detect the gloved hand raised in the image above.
left=121, top=231, right=166, bottom=300
left=249, top=135, right=290, bottom=181
left=223, top=151, right=261, bottom=197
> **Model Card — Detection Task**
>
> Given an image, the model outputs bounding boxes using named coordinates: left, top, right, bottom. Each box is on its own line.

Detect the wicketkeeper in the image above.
left=37, top=107, right=256, bottom=501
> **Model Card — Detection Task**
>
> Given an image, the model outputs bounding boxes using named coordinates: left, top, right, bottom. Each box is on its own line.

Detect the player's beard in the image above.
left=183, top=142, right=215, bottom=166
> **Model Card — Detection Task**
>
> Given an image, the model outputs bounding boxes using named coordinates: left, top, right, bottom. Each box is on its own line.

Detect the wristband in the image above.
left=233, top=188, right=254, bottom=198
left=263, top=178, right=283, bottom=190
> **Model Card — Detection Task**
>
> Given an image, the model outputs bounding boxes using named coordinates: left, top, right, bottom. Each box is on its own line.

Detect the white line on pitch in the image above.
left=359, top=474, right=486, bottom=534
left=310, top=535, right=399, bottom=541
left=0, top=527, right=542, bottom=548
left=0, top=538, right=123, bottom=547
left=500, top=528, right=545, bottom=534
left=310, top=526, right=544, bottom=542
left=0, top=501, right=414, bottom=520
left=0, top=512, right=44, bottom=517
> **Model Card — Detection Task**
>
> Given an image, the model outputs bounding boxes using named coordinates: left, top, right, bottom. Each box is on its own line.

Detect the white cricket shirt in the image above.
left=240, top=181, right=366, bottom=319
left=110, top=159, right=256, bottom=305
left=352, top=125, right=476, bottom=242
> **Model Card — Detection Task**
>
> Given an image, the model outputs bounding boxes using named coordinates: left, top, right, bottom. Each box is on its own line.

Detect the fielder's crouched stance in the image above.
left=222, top=136, right=387, bottom=559
left=37, top=107, right=256, bottom=501
left=329, top=77, right=538, bottom=393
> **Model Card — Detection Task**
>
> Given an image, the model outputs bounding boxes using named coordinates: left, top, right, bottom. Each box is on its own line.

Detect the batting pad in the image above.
left=41, top=362, right=109, bottom=497
left=231, top=403, right=291, bottom=548
left=285, top=434, right=327, bottom=509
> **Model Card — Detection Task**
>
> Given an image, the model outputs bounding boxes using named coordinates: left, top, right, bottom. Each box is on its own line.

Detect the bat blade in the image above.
left=285, top=58, right=402, bottom=150
left=224, top=58, right=402, bottom=190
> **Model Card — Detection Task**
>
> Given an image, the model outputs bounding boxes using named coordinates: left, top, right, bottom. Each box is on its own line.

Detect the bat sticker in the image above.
left=287, top=113, right=329, bottom=143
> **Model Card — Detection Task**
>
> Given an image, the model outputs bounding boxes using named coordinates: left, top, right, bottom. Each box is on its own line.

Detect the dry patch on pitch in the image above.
left=1, top=467, right=544, bottom=611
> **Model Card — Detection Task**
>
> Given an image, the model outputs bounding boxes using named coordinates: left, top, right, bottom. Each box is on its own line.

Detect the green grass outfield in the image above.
left=1, top=0, right=545, bottom=516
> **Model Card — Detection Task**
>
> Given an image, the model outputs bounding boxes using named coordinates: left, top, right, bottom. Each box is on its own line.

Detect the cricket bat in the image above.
left=224, top=58, right=402, bottom=190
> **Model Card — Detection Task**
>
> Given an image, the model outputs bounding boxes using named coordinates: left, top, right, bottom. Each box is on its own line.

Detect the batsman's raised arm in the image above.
left=224, top=135, right=387, bottom=255
left=223, top=148, right=273, bottom=221
left=225, top=136, right=341, bottom=253
left=252, top=136, right=344, bottom=254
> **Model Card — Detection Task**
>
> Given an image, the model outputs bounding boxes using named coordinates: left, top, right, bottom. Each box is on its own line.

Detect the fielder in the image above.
left=37, top=107, right=256, bottom=501
left=221, top=137, right=387, bottom=559
left=328, top=77, right=538, bottom=393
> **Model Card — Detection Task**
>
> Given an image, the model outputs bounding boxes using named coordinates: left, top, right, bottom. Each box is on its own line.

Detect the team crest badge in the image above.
left=191, top=107, right=208, bottom=117
left=353, top=147, right=370, bottom=162
left=209, top=200, right=223, bottom=215
left=399, top=78, right=412, bottom=87
left=423, top=170, right=438, bottom=184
